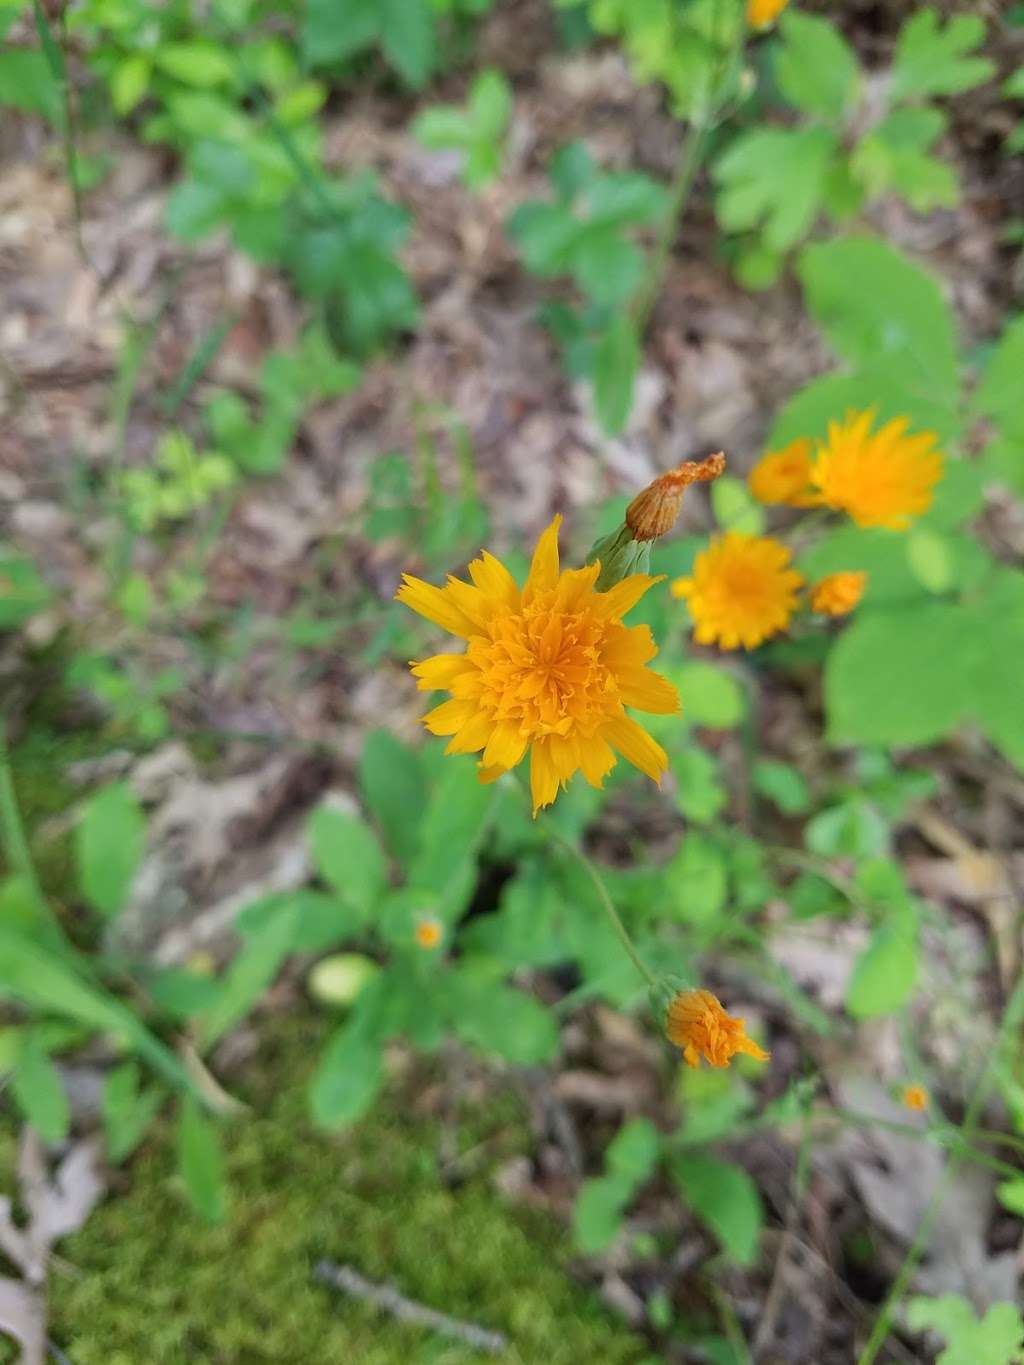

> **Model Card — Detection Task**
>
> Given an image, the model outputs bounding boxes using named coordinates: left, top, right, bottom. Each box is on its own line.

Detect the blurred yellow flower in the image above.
left=748, top=0, right=789, bottom=29
left=671, top=531, right=804, bottom=650
left=397, top=516, right=678, bottom=814
left=748, top=439, right=819, bottom=508
left=810, top=570, right=866, bottom=616
left=666, top=989, right=770, bottom=1069
left=901, top=1084, right=928, bottom=1112
left=811, top=409, right=943, bottom=530
left=414, top=917, right=443, bottom=950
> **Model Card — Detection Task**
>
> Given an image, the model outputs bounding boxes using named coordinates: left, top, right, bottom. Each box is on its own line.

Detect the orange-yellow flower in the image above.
left=810, top=571, right=866, bottom=616
left=811, top=409, right=943, bottom=530
left=666, top=989, right=770, bottom=1069
left=748, top=439, right=819, bottom=508
left=414, top=917, right=443, bottom=950
left=397, top=516, right=678, bottom=814
left=671, top=532, right=804, bottom=650
left=748, top=0, right=789, bottom=29
left=901, top=1084, right=928, bottom=1112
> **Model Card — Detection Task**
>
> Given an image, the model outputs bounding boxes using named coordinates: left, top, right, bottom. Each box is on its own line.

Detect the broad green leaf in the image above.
left=408, top=759, right=493, bottom=911
left=973, top=314, right=1024, bottom=434
left=672, top=1152, right=763, bottom=1265
left=775, top=11, right=859, bottom=122
left=379, top=0, right=436, bottom=87
left=592, top=315, right=639, bottom=435
left=153, top=42, right=235, bottom=87
left=307, top=805, right=386, bottom=920
left=906, top=527, right=954, bottom=593
left=176, top=1097, right=226, bottom=1223
left=303, top=0, right=378, bottom=64
left=798, top=236, right=958, bottom=401
left=102, top=1061, right=163, bottom=1163
left=671, top=747, right=727, bottom=825
left=850, top=108, right=958, bottom=213
left=677, top=662, right=744, bottom=728
left=309, top=1022, right=383, bottom=1128
left=668, top=834, right=727, bottom=923
left=448, top=978, right=558, bottom=1066
left=846, top=911, right=918, bottom=1018
left=891, top=10, right=995, bottom=100
left=75, top=780, right=145, bottom=917
left=235, top=889, right=354, bottom=953
left=572, top=1174, right=632, bottom=1253
left=359, top=730, right=427, bottom=867
left=714, top=126, right=837, bottom=252
left=907, top=1295, right=1024, bottom=1365
left=711, top=476, right=764, bottom=536
left=145, top=966, right=220, bottom=1019
left=199, top=906, right=298, bottom=1048
left=753, top=760, right=810, bottom=815
left=805, top=801, right=888, bottom=860
left=12, top=1033, right=69, bottom=1142
left=110, top=53, right=151, bottom=114
left=606, top=1117, right=661, bottom=1183
left=0, top=48, right=60, bottom=121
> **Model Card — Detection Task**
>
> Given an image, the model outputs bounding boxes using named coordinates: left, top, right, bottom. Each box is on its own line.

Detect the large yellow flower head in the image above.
left=666, top=989, right=770, bottom=1069
left=748, top=0, right=789, bottom=29
left=670, top=531, right=804, bottom=650
left=397, top=517, right=678, bottom=813
left=811, top=409, right=943, bottom=530
left=748, top=439, right=819, bottom=508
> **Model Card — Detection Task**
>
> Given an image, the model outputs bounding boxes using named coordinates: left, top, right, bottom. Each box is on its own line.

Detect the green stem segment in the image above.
left=634, top=118, right=709, bottom=334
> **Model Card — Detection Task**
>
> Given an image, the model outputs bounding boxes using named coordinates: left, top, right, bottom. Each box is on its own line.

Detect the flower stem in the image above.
left=547, top=829, right=659, bottom=991
left=634, top=118, right=709, bottom=335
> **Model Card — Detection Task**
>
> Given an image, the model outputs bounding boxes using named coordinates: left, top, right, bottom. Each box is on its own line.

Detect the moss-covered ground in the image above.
left=45, top=1019, right=648, bottom=1364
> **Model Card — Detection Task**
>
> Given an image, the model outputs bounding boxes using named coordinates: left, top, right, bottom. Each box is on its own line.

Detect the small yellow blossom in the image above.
left=414, top=917, right=443, bottom=950
left=810, top=570, right=867, bottom=616
left=397, top=516, right=679, bottom=814
left=811, top=409, right=943, bottom=530
left=748, top=0, right=790, bottom=29
left=671, top=531, right=804, bottom=650
left=666, top=989, right=770, bottom=1069
left=901, top=1084, right=928, bottom=1112
left=748, top=439, right=819, bottom=508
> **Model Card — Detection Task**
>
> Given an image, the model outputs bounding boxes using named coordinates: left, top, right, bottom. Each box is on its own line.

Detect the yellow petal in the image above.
left=411, top=653, right=472, bottom=691
left=477, top=763, right=505, bottom=785
left=578, top=735, right=616, bottom=788
left=618, top=668, right=680, bottom=714
left=530, top=737, right=561, bottom=813
left=396, top=575, right=478, bottom=638
left=482, top=721, right=529, bottom=770
left=524, top=515, right=562, bottom=598
left=592, top=573, right=664, bottom=620
left=602, top=714, right=668, bottom=783
left=444, top=709, right=495, bottom=755
left=468, top=550, right=521, bottom=609
left=423, top=698, right=478, bottom=736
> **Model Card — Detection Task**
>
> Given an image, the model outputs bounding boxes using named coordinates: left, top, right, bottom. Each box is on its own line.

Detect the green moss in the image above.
left=51, top=1020, right=648, bottom=1364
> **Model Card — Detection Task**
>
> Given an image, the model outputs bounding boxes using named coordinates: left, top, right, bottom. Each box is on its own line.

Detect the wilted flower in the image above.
left=671, top=531, right=804, bottom=650
left=811, top=409, right=943, bottom=530
left=748, top=439, right=818, bottom=508
left=414, top=917, right=443, bottom=950
left=665, top=989, right=770, bottom=1069
left=626, top=453, right=726, bottom=541
left=748, top=0, right=790, bottom=29
left=901, top=1084, right=928, bottom=1112
left=810, top=570, right=866, bottom=616
left=397, top=516, right=678, bottom=814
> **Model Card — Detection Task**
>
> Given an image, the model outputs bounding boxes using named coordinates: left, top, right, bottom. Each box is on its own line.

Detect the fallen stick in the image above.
left=313, top=1260, right=508, bottom=1355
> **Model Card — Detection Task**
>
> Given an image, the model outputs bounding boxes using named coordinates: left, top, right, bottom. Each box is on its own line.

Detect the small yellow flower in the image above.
left=810, top=570, right=867, bottom=616
left=901, top=1084, right=928, bottom=1112
left=748, top=0, right=789, bottom=29
left=811, top=409, right=943, bottom=530
left=414, top=917, right=443, bottom=950
left=666, top=989, right=770, bottom=1069
left=397, top=516, right=679, bottom=814
left=671, top=532, right=804, bottom=650
left=748, top=439, right=819, bottom=508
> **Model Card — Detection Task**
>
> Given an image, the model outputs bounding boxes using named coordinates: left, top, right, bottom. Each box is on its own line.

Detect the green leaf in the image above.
left=75, top=781, right=145, bottom=918
left=606, top=1117, right=661, bottom=1183
left=0, top=48, right=60, bottom=121
left=572, top=1174, right=632, bottom=1253
left=176, top=1097, right=226, bottom=1223
left=303, top=0, right=378, bottom=64
left=714, top=127, right=837, bottom=253
left=309, top=1021, right=384, bottom=1128
left=110, top=53, right=151, bottom=114
left=592, top=315, right=639, bottom=435
left=145, top=966, right=220, bottom=1019
left=850, top=108, right=958, bottom=213
left=677, top=661, right=744, bottom=728
left=846, top=911, right=918, bottom=1018
left=711, top=476, right=764, bottom=536
left=448, top=978, right=559, bottom=1066
left=12, top=1033, right=69, bottom=1142
left=805, top=802, right=888, bottom=860
left=199, top=906, right=297, bottom=1048
left=973, top=314, right=1024, bottom=434
left=0, top=545, right=51, bottom=628
left=153, top=42, right=235, bottom=87
left=379, top=0, right=436, bottom=87
left=906, top=527, right=954, bottom=593
left=671, top=747, right=727, bottom=825
left=102, top=1061, right=163, bottom=1164
left=775, top=11, right=859, bottom=122
left=753, top=760, right=810, bottom=815
left=891, top=10, right=995, bottom=100
left=668, top=834, right=728, bottom=923
left=236, top=889, right=355, bottom=953
left=907, top=1295, right=1024, bottom=1365
left=359, top=730, right=426, bottom=867
left=671, top=1153, right=763, bottom=1265
left=798, top=236, right=958, bottom=401
left=307, top=805, right=386, bottom=920
left=409, top=759, right=493, bottom=911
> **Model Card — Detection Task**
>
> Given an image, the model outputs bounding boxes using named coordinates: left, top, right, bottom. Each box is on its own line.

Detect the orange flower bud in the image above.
left=665, top=988, right=770, bottom=1069
left=901, top=1084, right=928, bottom=1112
left=414, top=917, right=443, bottom=950
left=626, top=453, right=726, bottom=542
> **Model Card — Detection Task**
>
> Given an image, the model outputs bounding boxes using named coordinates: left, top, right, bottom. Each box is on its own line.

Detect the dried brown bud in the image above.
left=625, top=453, right=727, bottom=541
